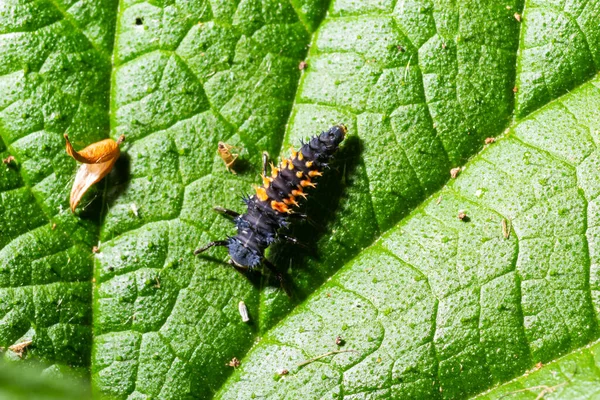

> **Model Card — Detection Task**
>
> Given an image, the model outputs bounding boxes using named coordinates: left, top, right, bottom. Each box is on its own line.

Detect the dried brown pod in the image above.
left=65, top=134, right=125, bottom=211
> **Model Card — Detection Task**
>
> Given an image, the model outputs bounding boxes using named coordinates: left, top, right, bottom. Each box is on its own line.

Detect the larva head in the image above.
left=319, top=125, right=347, bottom=150
left=228, top=238, right=262, bottom=268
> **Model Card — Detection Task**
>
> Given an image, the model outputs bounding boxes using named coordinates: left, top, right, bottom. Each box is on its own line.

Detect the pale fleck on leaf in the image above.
left=64, top=134, right=125, bottom=211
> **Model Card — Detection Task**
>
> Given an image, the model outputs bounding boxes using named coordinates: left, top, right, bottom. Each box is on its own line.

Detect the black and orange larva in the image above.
left=195, top=125, right=347, bottom=279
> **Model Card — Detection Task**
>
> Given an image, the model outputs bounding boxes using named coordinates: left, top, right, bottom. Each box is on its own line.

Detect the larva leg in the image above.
left=262, top=258, right=291, bottom=297
left=279, top=234, right=310, bottom=251
left=214, top=206, right=240, bottom=219
left=194, top=240, right=229, bottom=255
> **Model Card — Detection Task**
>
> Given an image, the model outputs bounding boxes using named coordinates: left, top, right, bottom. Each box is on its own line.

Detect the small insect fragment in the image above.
left=2, top=155, right=15, bottom=165
left=8, top=340, right=33, bottom=358
left=458, top=211, right=469, bottom=221
left=513, top=86, right=519, bottom=93
left=514, top=12, right=521, bottom=22
left=450, top=167, right=461, bottom=179
left=485, top=137, right=495, bottom=145
left=92, top=246, right=99, bottom=253
left=65, top=134, right=125, bottom=212
left=227, top=357, right=240, bottom=368
left=238, top=301, right=250, bottom=323
left=502, top=218, right=511, bottom=239
left=335, top=336, right=345, bottom=346
left=217, top=142, right=239, bottom=174
left=299, top=61, right=308, bottom=70
left=278, top=369, right=289, bottom=376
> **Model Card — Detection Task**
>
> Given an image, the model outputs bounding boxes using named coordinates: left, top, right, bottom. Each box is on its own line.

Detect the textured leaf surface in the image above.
left=216, top=73, right=600, bottom=399
left=477, top=339, right=600, bottom=399
left=1, top=0, right=600, bottom=399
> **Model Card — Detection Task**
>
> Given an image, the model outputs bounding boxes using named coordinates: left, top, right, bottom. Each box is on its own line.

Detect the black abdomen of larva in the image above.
left=227, top=125, right=347, bottom=269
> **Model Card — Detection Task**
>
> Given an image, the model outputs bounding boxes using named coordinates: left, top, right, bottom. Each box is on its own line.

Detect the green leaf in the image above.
left=216, top=73, right=600, bottom=399
left=476, top=339, right=600, bottom=399
left=1, top=0, right=600, bottom=399
left=0, top=360, right=90, bottom=400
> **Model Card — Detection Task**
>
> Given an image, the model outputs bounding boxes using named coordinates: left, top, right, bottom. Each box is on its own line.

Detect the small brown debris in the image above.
left=514, top=13, right=521, bottom=22
left=226, top=357, right=240, bottom=368
left=535, top=362, right=543, bottom=369
left=326, top=293, right=331, bottom=298
left=65, top=134, right=125, bottom=211
left=450, top=167, right=461, bottom=179
left=458, top=212, right=469, bottom=221
left=397, top=45, right=406, bottom=52
left=92, top=246, right=99, bottom=253
left=2, top=155, right=15, bottom=165
left=298, top=61, right=308, bottom=70
left=513, top=86, right=519, bottom=93
left=485, top=137, right=496, bottom=145
left=442, top=42, right=447, bottom=49
left=335, top=336, right=345, bottom=346
left=278, top=369, right=289, bottom=376
left=217, top=142, right=239, bottom=174
left=51, top=223, right=57, bottom=230
left=8, top=340, right=32, bottom=358
left=502, top=218, right=511, bottom=239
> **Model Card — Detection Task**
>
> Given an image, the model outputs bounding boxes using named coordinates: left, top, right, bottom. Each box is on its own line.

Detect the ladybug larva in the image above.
left=195, top=125, right=347, bottom=282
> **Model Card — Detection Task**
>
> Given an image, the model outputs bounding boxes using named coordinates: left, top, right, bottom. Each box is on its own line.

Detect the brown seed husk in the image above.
left=65, top=134, right=124, bottom=211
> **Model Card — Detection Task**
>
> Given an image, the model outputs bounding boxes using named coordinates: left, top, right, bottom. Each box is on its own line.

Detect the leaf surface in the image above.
left=1, top=0, right=600, bottom=399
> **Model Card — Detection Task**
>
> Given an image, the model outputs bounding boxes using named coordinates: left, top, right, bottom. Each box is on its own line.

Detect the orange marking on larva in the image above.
left=271, top=165, right=279, bottom=178
left=290, top=147, right=297, bottom=159
left=308, top=170, right=322, bottom=178
left=305, top=161, right=313, bottom=168
left=296, top=171, right=303, bottom=178
left=301, top=180, right=316, bottom=188
left=283, top=197, right=299, bottom=207
left=271, top=201, right=290, bottom=213
left=261, top=174, right=272, bottom=187
left=298, top=151, right=304, bottom=161
left=292, top=189, right=307, bottom=199
left=255, top=186, right=269, bottom=201
left=281, top=159, right=288, bottom=169
left=287, top=159, right=294, bottom=170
